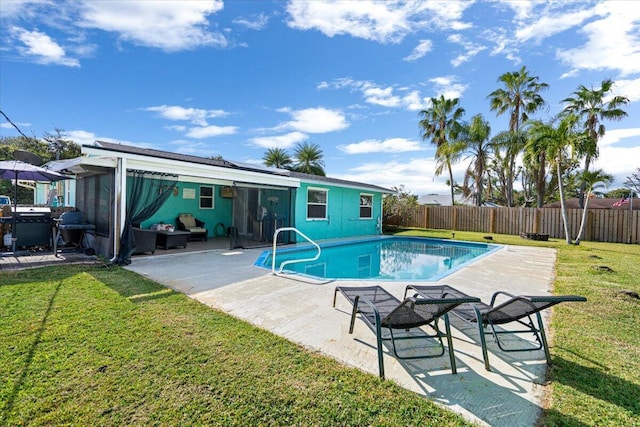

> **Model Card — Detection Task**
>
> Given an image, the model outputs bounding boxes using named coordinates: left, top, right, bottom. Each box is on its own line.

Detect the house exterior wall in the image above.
left=140, top=180, right=233, bottom=238
left=293, top=181, right=382, bottom=241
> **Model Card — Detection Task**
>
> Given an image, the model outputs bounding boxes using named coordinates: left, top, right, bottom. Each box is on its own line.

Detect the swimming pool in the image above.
left=255, top=236, right=500, bottom=281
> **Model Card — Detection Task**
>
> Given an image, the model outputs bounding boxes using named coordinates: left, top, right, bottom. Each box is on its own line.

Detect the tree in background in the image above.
left=488, top=66, right=548, bottom=206
left=382, top=185, right=418, bottom=226
left=528, top=114, right=583, bottom=244
left=488, top=129, right=527, bottom=205
left=563, top=79, right=629, bottom=208
left=292, top=142, right=325, bottom=176
left=1, top=135, right=81, bottom=204
left=419, top=95, right=465, bottom=205
left=43, top=128, right=80, bottom=160
left=624, top=168, right=640, bottom=196
left=460, top=114, right=492, bottom=206
left=263, top=147, right=293, bottom=169
left=574, top=169, right=613, bottom=245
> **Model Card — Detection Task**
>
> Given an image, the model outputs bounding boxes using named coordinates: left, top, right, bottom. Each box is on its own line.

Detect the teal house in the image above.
left=47, top=141, right=391, bottom=262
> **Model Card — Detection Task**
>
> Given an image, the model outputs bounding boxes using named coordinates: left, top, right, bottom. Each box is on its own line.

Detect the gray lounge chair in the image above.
left=407, top=286, right=587, bottom=371
left=333, top=285, right=480, bottom=379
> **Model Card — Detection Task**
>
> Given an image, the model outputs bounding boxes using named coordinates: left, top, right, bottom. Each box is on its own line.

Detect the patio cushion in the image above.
left=179, top=214, right=196, bottom=228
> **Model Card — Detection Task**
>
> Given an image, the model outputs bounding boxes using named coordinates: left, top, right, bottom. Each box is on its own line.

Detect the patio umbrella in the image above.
left=0, top=159, right=71, bottom=252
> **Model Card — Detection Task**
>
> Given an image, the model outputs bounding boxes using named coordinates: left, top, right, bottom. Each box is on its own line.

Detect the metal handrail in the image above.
left=271, top=227, right=321, bottom=275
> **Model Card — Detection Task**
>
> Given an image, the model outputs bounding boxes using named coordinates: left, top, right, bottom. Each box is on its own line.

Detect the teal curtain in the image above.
left=116, top=171, right=177, bottom=265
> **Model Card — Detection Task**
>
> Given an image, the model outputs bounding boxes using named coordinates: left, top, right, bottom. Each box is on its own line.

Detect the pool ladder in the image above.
left=271, top=227, right=321, bottom=275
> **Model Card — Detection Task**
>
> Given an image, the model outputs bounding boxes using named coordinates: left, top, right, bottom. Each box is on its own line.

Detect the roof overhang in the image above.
left=81, top=145, right=300, bottom=188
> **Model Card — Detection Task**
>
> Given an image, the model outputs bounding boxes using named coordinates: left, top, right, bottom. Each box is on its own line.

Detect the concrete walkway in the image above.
left=126, top=244, right=557, bottom=427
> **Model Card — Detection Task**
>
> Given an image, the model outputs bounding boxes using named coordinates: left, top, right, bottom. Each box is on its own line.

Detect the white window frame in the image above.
left=307, top=187, right=328, bottom=220
left=199, top=185, right=215, bottom=209
left=359, top=193, right=373, bottom=219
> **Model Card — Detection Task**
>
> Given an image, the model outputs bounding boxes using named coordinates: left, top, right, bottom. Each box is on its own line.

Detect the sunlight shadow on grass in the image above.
left=1, top=280, right=62, bottom=425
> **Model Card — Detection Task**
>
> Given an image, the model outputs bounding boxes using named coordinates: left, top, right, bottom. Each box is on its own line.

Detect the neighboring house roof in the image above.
left=544, top=198, right=639, bottom=210
left=418, top=194, right=465, bottom=206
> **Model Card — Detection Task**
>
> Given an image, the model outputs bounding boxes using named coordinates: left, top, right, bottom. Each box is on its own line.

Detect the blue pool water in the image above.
left=255, top=236, right=500, bottom=281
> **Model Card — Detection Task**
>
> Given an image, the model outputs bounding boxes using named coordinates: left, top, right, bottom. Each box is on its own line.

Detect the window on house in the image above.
left=200, top=185, right=214, bottom=209
left=307, top=188, right=328, bottom=219
left=360, top=193, right=373, bottom=219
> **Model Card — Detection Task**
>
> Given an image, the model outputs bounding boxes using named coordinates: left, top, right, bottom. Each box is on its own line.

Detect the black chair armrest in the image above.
left=176, top=216, right=187, bottom=231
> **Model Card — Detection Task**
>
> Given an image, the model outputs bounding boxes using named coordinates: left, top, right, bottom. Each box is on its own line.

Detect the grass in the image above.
left=2, top=231, right=639, bottom=426
left=0, top=264, right=470, bottom=426
left=395, top=228, right=640, bottom=426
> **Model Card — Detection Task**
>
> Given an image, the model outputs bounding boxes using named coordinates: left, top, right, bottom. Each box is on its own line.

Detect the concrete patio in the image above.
left=126, top=243, right=558, bottom=427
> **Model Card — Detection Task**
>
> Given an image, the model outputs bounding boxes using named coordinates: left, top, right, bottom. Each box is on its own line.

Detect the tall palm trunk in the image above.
left=536, top=151, right=546, bottom=207
left=577, top=155, right=592, bottom=208
left=448, top=160, right=455, bottom=206
left=557, top=160, right=572, bottom=244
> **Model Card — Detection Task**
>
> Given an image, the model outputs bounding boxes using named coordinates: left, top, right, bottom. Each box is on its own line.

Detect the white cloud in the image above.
left=402, top=90, right=429, bottom=111
left=591, top=127, right=640, bottom=188
left=403, top=39, right=432, bottom=61
left=338, top=138, right=423, bottom=154
left=66, top=130, right=97, bottom=145
left=145, top=105, right=230, bottom=126
left=78, top=0, right=226, bottom=51
left=233, top=13, right=269, bottom=30
left=515, top=8, right=593, bottom=43
left=250, top=131, right=308, bottom=149
left=429, top=76, right=468, bottom=99
left=362, top=86, right=401, bottom=107
left=598, top=128, right=640, bottom=148
left=555, top=2, right=640, bottom=76
left=0, top=0, right=50, bottom=19
left=320, top=78, right=430, bottom=110
left=447, top=34, right=487, bottom=67
left=496, top=0, right=535, bottom=20
left=276, top=107, right=349, bottom=133
left=611, top=78, right=640, bottom=103
left=65, top=129, right=144, bottom=147
left=0, top=121, right=31, bottom=130
left=332, top=158, right=452, bottom=196
left=10, top=26, right=79, bottom=67
left=185, top=125, right=238, bottom=139
left=286, top=0, right=471, bottom=44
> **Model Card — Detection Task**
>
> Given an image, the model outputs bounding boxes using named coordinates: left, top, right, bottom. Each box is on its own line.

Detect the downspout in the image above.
left=110, top=157, right=127, bottom=262
left=379, top=195, right=384, bottom=235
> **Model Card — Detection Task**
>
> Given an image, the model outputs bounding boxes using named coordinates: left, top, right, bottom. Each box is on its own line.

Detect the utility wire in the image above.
left=0, top=109, right=31, bottom=139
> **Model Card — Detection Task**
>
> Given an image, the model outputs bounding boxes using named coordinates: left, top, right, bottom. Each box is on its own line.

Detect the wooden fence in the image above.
left=387, top=205, right=639, bottom=244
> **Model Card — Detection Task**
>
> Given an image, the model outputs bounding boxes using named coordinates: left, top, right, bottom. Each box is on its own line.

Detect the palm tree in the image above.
left=419, top=95, right=465, bottom=205
left=293, top=142, right=325, bottom=176
left=488, top=66, right=548, bottom=206
left=490, top=129, right=527, bottom=205
left=528, top=114, right=583, bottom=244
left=562, top=79, right=629, bottom=208
left=523, top=122, right=550, bottom=208
left=263, top=147, right=293, bottom=169
left=461, top=114, right=491, bottom=206
left=574, top=169, right=613, bottom=245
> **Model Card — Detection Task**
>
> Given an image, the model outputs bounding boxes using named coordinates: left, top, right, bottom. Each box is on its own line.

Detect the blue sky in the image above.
left=1, top=0, right=639, bottom=195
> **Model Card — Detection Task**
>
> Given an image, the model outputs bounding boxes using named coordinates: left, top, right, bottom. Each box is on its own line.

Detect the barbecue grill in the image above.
left=53, top=211, right=95, bottom=256
left=0, top=207, right=52, bottom=249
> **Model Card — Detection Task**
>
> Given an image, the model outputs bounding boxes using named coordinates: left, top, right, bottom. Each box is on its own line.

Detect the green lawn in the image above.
left=1, top=263, right=469, bottom=426
left=1, top=232, right=639, bottom=426
left=395, top=229, right=640, bottom=426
